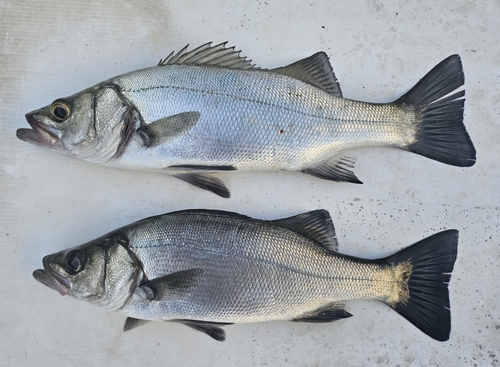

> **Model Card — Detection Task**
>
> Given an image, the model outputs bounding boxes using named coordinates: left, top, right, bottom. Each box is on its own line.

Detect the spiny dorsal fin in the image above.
left=158, top=42, right=256, bottom=70
left=271, top=209, right=338, bottom=252
left=271, top=52, right=342, bottom=97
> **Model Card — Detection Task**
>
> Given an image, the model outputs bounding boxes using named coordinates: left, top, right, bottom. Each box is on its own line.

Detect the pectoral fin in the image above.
left=140, top=268, right=204, bottom=302
left=137, top=111, right=200, bottom=147
left=302, top=156, right=362, bottom=184
left=175, top=320, right=233, bottom=342
left=173, top=173, right=230, bottom=198
left=292, top=303, right=352, bottom=323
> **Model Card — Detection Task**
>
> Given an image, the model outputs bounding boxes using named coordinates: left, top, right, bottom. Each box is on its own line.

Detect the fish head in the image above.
left=33, top=234, right=143, bottom=310
left=17, top=85, right=135, bottom=164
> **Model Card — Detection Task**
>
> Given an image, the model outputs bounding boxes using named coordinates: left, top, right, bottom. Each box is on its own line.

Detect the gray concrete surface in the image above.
left=1, top=0, right=499, bottom=366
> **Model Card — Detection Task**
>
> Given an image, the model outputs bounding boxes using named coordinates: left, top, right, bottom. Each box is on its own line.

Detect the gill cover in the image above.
left=85, top=86, right=138, bottom=164
left=33, top=234, right=143, bottom=311
left=19, top=85, right=137, bottom=163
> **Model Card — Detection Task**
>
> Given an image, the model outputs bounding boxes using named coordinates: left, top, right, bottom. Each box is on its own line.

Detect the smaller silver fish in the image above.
left=17, top=43, right=476, bottom=197
left=33, top=210, right=458, bottom=341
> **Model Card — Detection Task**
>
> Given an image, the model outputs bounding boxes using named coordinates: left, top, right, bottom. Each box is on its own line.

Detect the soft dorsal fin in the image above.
left=271, top=209, right=338, bottom=252
left=158, top=42, right=256, bottom=70
left=158, top=44, right=342, bottom=97
left=271, top=52, right=342, bottom=97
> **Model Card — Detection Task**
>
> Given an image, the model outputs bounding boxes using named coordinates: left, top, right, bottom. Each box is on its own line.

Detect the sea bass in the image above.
left=17, top=43, right=475, bottom=197
left=33, top=209, right=458, bottom=341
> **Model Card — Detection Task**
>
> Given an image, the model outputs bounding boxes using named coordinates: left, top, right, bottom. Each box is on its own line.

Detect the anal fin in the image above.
left=292, top=303, right=352, bottom=323
left=302, top=156, right=362, bottom=184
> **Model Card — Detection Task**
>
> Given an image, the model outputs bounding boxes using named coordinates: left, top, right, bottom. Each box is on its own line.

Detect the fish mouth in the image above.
left=33, top=256, right=71, bottom=296
left=17, top=109, right=60, bottom=148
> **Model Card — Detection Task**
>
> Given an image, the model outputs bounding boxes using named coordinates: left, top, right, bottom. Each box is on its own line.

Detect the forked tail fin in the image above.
left=396, top=55, right=476, bottom=167
left=384, top=230, right=458, bottom=341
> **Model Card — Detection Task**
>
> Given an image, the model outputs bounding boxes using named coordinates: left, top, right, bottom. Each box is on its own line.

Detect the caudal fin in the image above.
left=384, top=230, right=458, bottom=341
left=396, top=55, right=476, bottom=167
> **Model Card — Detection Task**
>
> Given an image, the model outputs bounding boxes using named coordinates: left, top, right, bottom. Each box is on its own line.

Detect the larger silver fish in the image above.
left=33, top=209, right=458, bottom=341
left=17, top=43, right=476, bottom=197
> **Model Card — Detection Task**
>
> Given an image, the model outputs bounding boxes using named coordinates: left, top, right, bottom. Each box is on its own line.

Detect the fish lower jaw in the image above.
left=46, top=271, right=71, bottom=295
left=33, top=268, right=69, bottom=295
left=25, top=114, right=61, bottom=146
left=16, top=128, right=57, bottom=148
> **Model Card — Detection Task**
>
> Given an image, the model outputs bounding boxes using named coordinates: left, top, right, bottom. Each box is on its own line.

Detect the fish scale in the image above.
left=120, top=211, right=388, bottom=323
left=112, top=64, right=407, bottom=171
left=18, top=43, right=475, bottom=196
left=34, top=209, right=458, bottom=341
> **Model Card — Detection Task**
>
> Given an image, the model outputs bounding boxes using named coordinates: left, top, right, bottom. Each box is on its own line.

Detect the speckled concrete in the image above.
left=1, top=1, right=499, bottom=366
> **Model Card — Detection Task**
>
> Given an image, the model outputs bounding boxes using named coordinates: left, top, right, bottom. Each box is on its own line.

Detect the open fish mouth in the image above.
left=33, top=258, right=71, bottom=296
left=16, top=109, right=60, bottom=147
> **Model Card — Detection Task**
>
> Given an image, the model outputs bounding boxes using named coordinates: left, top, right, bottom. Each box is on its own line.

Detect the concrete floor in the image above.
left=1, top=0, right=499, bottom=366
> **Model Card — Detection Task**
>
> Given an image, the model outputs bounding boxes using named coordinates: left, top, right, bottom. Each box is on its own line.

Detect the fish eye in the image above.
left=50, top=101, right=71, bottom=122
left=65, top=250, right=85, bottom=274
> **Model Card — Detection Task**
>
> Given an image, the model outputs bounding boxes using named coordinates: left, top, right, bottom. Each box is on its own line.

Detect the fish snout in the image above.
left=25, top=107, right=46, bottom=121
left=32, top=255, right=71, bottom=296
left=18, top=109, right=61, bottom=147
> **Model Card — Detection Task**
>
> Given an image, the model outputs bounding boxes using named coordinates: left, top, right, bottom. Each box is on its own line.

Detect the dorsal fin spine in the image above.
left=157, top=42, right=255, bottom=70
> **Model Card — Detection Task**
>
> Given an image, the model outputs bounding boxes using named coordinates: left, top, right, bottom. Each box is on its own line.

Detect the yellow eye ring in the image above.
left=50, top=101, right=71, bottom=122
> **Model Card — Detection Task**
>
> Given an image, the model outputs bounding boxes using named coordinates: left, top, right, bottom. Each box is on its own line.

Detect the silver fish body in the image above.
left=33, top=209, right=458, bottom=341
left=111, top=64, right=408, bottom=171
left=18, top=43, right=476, bottom=197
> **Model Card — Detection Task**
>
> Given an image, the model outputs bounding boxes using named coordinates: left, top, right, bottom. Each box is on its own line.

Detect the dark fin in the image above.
left=123, top=317, right=150, bottom=332
left=140, top=269, right=204, bottom=302
left=175, top=320, right=232, bottom=342
left=396, top=55, right=476, bottom=167
left=168, top=164, right=237, bottom=171
left=383, top=230, right=459, bottom=341
left=272, top=52, right=342, bottom=97
left=173, top=173, right=230, bottom=198
left=271, top=209, right=338, bottom=252
left=137, top=112, right=200, bottom=147
left=158, top=42, right=256, bottom=70
left=292, top=303, right=352, bottom=323
left=302, top=156, right=362, bottom=184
